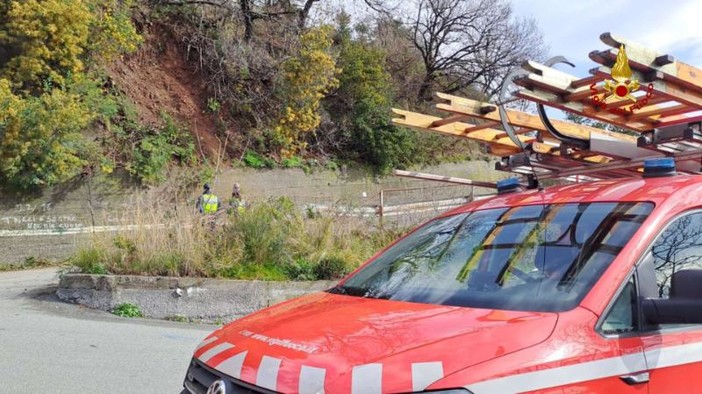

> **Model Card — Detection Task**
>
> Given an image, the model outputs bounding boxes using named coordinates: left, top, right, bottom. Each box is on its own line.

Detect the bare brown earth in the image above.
left=105, top=25, right=223, bottom=157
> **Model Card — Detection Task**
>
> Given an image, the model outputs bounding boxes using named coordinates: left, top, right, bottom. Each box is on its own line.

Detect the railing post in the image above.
left=378, top=190, right=384, bottom=228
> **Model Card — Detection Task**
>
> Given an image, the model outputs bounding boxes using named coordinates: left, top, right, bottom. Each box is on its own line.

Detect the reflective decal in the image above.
left=412, top=362, right=444, bottom=391
left=194, top=336, right=219, bottom=352
left=646, top=342, right=702, bottom=369
left=199, top=342, right=234, bottom=363
left=465, top=352, right=647, bottom=393
left=299, top=365, right=326, bottom=394
left=256, top=356, right=282, bottom=391
left=215, top=351, right=248, bottom=380
left=352, top=363, right=382, bottom=394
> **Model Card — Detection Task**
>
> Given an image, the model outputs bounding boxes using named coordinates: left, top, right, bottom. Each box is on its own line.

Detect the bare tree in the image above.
left=406, top=0, right=545, bottom=101
left=651, top=215, right=702, bottom=297
left=160, top=0, right=323, bottom=40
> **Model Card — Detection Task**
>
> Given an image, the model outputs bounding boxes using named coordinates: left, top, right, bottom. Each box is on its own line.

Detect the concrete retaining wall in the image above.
left=57, top=274, right=337, bottom=323
left=0, top=161, right=500, bottom=263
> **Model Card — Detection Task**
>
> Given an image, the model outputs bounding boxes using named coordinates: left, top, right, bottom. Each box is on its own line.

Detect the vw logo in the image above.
left=206, top=379, right=227, bottom=394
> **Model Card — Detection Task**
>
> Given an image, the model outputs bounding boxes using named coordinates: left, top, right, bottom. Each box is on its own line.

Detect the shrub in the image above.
left=281, top=156, right=303, bottom=169
left=111, top=113, right=196, bottom=185
left=314, top=257, right=349, bottom=280
left=227, top=197, right=301, bottom=266
left=112, top=303, right=142, bottom=318
left=242, top=150, right=275, bottom=169
left=328, top=25, right=418, bottom=174
left=71, top=248, right=108, bottom=275
left=284, top=259, right=318, bottom=281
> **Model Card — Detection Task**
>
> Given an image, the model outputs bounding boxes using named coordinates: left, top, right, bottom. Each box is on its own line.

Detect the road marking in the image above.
left=0, top=224, right=167, bottom=237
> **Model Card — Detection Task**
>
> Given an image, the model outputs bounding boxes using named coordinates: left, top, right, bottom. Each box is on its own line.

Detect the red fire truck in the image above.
left=182, top=32, right=702, bottom=393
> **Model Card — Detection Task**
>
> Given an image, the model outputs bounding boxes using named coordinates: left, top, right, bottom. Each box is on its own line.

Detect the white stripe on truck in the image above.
left=256, top=356, right=282, bottom=391
left=352, top=363, right=382, bottom=394
left=199, top=342, right=234, bottom=363
left=299, top=365, right=326, bottom=394
left=412, top=361, right=444, bottom=391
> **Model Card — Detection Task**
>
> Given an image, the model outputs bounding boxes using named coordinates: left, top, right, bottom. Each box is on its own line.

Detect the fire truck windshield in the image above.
left=330, top=202, right=653, bottom=312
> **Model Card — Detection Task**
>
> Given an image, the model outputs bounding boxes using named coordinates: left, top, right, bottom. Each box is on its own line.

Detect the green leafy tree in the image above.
left=333, top=20, right=418, bottom=173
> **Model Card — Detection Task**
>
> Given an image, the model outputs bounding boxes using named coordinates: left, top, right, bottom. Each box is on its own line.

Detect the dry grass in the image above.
left=71, top=196, right=406, bottom=280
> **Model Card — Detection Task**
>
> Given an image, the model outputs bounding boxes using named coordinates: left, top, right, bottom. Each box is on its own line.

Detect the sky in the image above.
left=511, top=0, right=702, bottom=76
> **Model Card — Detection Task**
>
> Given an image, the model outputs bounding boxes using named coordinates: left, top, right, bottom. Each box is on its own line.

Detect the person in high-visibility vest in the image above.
left=196, top=183, right=219, bottom=214
left=227, top=183, right=246, bottom=215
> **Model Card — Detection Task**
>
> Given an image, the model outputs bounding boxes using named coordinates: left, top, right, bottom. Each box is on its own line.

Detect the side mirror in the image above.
left=643, top=269, right=702, bottom=325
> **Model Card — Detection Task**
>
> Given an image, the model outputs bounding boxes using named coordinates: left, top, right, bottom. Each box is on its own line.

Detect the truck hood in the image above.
left=194, top=292, right=557, bottom=393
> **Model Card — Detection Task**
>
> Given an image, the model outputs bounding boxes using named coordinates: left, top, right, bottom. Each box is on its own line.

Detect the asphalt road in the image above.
left=0, top=268, right=213, bottom=393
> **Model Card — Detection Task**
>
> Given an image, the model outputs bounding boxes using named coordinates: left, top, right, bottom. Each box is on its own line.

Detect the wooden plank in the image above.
left=518, top=63, right=659, bottom=130
left=523, top=60, right=579, bottom=91
left=392, top=109, right=475, bottom=134
left=653, top=112, right=702, bottom=128
left=571, top=74, right=604, bottom=89
left=431, top=114, right=472, bottom=127
left=598, top=33, right=677, bottom=74
left=676, top=62, right=702, bottom=93
left=627, top=104, right=690, bottom=121
left=515, top=88, right=652, bottom=132
left=391, top=108, right=532, bottom=149
left=598, top=33, right=702, bottom=94
left=435, top=92, right=595, bottom=141
left=565, top=85, right=604, bottom=101
left=463, top=121, right=501, bottom=133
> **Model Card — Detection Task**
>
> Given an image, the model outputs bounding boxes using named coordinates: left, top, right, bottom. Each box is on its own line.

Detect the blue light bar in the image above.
left=643, top=157, right=676, bottom=178
left=497, top=177, right=521, bottom=194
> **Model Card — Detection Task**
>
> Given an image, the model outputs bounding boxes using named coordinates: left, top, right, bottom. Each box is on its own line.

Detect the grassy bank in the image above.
left=71, top=197, right=405, bottom=281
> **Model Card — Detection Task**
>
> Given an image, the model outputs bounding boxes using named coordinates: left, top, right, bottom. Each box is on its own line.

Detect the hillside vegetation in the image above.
left=0, top=0, right=545, bottom=191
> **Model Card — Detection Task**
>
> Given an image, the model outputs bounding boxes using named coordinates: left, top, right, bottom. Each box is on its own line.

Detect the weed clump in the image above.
left=112, top=303, right=142, bottom=318
left=70, top=196, right=404, bottom=281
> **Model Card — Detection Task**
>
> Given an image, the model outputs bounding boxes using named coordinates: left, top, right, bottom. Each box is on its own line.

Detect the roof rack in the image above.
left=392, top=32, right=702, bottom=182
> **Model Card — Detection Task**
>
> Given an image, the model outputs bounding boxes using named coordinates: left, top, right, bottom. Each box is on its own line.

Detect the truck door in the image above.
left=638, top=211, right=702, bottom=393
left=595, top=275, right=649, bottom=393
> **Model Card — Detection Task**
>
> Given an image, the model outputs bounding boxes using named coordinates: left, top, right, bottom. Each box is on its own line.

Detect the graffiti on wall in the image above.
left=0, top=203, right=83, bottom=231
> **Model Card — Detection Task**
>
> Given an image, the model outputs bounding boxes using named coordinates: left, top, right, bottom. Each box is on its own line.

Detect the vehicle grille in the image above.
left=183, top=358, right=276, bottom=394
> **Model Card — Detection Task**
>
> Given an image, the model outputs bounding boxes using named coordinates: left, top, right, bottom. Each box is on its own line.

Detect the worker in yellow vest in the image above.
left=196, top=183, right=219, bottom=214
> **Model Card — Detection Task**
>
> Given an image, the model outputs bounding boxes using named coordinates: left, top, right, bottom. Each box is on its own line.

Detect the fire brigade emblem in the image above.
left=603, top=45, right=640, bottom=103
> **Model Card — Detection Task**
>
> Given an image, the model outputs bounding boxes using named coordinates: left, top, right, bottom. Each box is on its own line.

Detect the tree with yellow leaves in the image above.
left=274, top=26, right=339, bottom=157
left=0, top=0, right=141, bottom=189
left=0, top=0, right=141, bottom=91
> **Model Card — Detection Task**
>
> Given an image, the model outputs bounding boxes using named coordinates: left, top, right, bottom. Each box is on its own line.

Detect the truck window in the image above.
left=331, top=202, right=653, bottom=313
left=649, top=212, right=702, bottom=298
left=600, top=276, right=638, bottom=335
